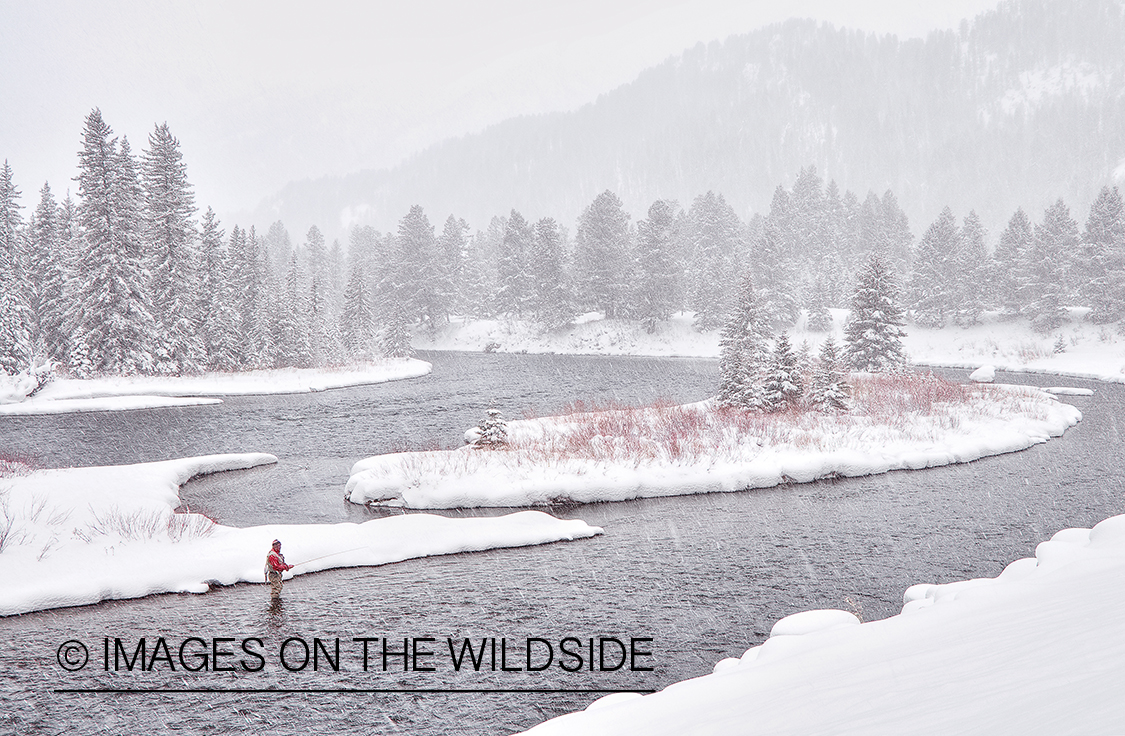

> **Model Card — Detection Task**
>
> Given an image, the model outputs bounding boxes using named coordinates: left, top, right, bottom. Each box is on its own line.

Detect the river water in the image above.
left=1, top=352, right=1121, bottom=735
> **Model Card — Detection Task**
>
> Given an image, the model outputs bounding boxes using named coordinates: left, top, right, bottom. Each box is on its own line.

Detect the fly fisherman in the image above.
left=265, top=539, right=294, bottom=598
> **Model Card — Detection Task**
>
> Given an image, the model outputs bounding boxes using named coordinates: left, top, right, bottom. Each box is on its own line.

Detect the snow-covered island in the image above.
left=518, top=512, right=1125, bottom=735
left=0, top=358, right=432, bottom=415
left=347, top=373, right=1081, bottom=509
left=0, top=453, right=601, bottom=617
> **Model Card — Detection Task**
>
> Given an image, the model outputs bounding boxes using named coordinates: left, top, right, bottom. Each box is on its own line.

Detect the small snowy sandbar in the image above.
left=0, top=454, right=601, bottom=616
left=347, top=376, right=1081, bottom=509
left=18, top=358, right=432, bottom=405
left=518, top=514, right=1125, bottom=735
left=0, top=395, right=223, bottom=415
left=1045, top=386, right=1095, bottom=396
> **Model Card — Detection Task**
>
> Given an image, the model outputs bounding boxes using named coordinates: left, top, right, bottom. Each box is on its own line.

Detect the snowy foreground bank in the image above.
left=0, top=454, right=601, bottom=616
left=520, top=513, right=1125, bottom=735
left=347, top=377, right=1081, bottom=508
left=0, top=358, right=432, bottom=415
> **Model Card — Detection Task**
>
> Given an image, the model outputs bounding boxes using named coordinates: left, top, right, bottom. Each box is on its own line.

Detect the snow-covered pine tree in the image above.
left=1080, top=186, right=1125, bottom=324
left=532, top=217, right=573, bottom=330
left=28, top=182, right=67, bottom=360
left=804, top=275, right=833, bottom=332
left=307, top=275, right=344, bottom=367
left=688, top=191, right=742, bottom=331
left=575, top=190, right=633, bottom=319
left=717, top=272, right=771, bottom=409
left=68, top=113, right=158, bottom=375
left=496, top=209, right=533, bottom=316
left=142, top=123, right=203, bottom=375
left=753, top=221, right=800, bottom=328
left=263, top=221, right=292, bottom=279
left=328, top=238, right=345, bottom=315
left=435, top=215, right=466, bottom=317
left=844, top=255, right=907, bottom=372
left=202, top=246, right=243, bottom=372
left=273, top=253, right=312, bottom=368
left=763, top=333, right=803, bottom=411
left=1026, top=199, right=1077, bottom=333
left=954, top=210, right=988, bottom=324
left=473, top=403, right=509, bottom=448
left=992, top=208, right=1034, bottom=318
left=388, top=205, right=444, bottom=328
left=303, top=225, right=328, bottom=295
left=238, top=225, right=276, bottom=369
left=909, top=206, right=959, bottom=328
left=0, top=160, right=30, bottom=374
left=196, top=207, right=231, bottom=364
left=340, top=261, right=373, bottom=359
left=458, top=221, right=499, bottom=319
left=381, top=304, right=414, bottom=358
left=636, top=199, right=681, bottom=332
left=808, top=336, right=851, bottom=412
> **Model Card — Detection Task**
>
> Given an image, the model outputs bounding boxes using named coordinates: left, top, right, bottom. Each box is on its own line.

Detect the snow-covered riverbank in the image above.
left=0, top=358, right=432, bottom=415
left=520, top=512, right=1125, bottom=735
left=347, top=375, right=1081, bottom=508
left=0, top=454, right=601, bottom=616
left=413, top=309, right=1125, bottom=383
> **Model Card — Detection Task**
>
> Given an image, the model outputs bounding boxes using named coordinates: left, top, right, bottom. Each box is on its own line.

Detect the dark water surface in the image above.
left=1, top=352, right=1122, bottom=736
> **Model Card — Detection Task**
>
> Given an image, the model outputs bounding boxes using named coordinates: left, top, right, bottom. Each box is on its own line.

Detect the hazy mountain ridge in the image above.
left=257, top=0, right=1125, bottom=240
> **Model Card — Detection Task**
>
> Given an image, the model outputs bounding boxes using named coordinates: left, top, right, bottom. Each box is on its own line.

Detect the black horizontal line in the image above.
left=54, top=687, right=654, bottom=694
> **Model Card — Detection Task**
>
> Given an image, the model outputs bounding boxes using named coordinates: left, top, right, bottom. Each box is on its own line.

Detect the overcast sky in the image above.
left=1, top=0, right=1002, bottom=219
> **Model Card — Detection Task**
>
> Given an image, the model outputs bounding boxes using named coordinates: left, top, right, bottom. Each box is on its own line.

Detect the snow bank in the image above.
left=347, top=381, right=1080, bottom=508
left=0, top=454, right=601, bottom=616
left=415, top=309, right=1125, bottom=386
left=14, top=358, right=431, bottom=407
left=414, top=313, right=720, bottom=357
left=519, top=514, right=1125, bottom=735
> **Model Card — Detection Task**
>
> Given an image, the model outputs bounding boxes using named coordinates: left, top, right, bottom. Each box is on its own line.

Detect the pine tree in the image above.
left=197, top=208, right=224, bottom=316
left=753, top=221, right=800, bottom=329
left=636, top=199, right=681, bottom=332
left=808, top=336, right=851, bottom=412
left=1081, top=186, right=1125, bottom=324
left=763, top=333, right=803, bottom=411
left=844, top=255, right=907, bottom=372
left=532, top=217, right=573, bottom=330
left=473, top=404, right=509, bottom=448
left=273, top=253, right=312, bottom=368
left=387, top=205, right=443, bottom=328
left=435, top=215, right=466, bottom=316
left=909, top=207, right=959, bottom=328
left=805, top=276, right=833, bottom=332
left=992, top=208, right=1035, bottom=318
left=0, top=160, right=30, bottom=374
left=29, top=182, right=68, bottom=360
left=1026, top=199, right=1077, bottom=333
left=202, top=247, right=244, bottom=372
left=69, top=113, right=158, bottom=375
left=717, top=273, right=771, bottom=409
left=340, top=261, right=374, bottom=358
left=688, top=191, right=742, bottom=331
left=381, top=304, right=414, bottom=358
left=496, top=209, right=533, bottom=316
left=142, top=123, right=203, bottom=375
left=954, top=210, right=988, bottom=325
left=575, top=190, right=633, bottom=318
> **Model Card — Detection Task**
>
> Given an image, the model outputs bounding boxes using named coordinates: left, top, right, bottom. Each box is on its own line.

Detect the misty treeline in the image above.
left=1, top=109, right=1124, bottom=380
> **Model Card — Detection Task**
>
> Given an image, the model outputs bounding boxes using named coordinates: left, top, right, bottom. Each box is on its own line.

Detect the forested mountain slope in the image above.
left=258, top=0, right=1125, bottom=237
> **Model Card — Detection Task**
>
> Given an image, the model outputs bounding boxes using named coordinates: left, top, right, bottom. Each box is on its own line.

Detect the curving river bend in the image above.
left=1, top=352, right=1121, bottom=735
